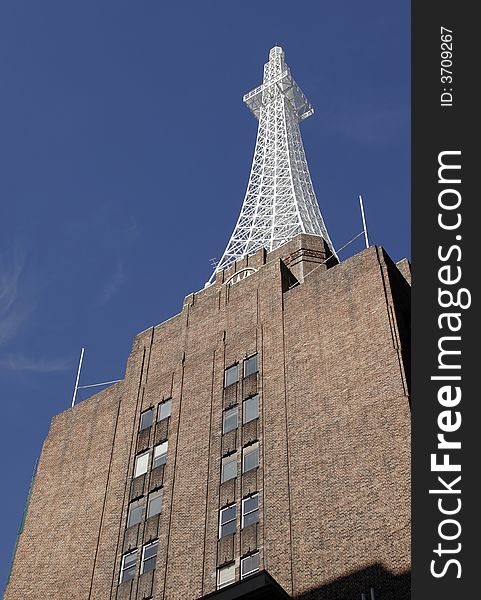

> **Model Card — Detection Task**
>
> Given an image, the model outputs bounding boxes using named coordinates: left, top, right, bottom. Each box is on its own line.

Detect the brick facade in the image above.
left=5, top=234, right=410, bottom=600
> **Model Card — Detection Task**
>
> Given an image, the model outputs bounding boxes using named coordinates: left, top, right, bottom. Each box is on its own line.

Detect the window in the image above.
left=242, top=443, right=259, bottom=473
left=139, top=408, right=153, bottom=431
left=244, top=354, right=258, bottom=377
left=153, top=441, right=168, bottom=469
left=243, top=395, right=259, bottom=424
left=221, top=454, right=237, bottom=483
left=242, top=494, right=259, bottom=528
left=147, top=489, right=163, bottom=518
left=141, top=540, right=158, bottom=574
left=219, top=504, right=236, bottom=538
left=127, top=498, right=144, bottom=528
left=134, top=451, right=150, bottom=478
left=120, top=549, right=137, bottom=583
left=223, top=406, right=238, bottom=433
left=158, top=399, right=172, bottom=422
left=241, top=552, right=259, bottom=579
left=224, top=364, right=239, bottom=387
left=217, top=563, right=235, bottom=589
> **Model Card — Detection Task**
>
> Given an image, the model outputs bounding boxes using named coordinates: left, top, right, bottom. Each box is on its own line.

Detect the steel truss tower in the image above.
left=209, top=46, right=336, bottom=284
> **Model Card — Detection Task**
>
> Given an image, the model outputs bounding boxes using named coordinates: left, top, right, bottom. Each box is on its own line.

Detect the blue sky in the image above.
left=0, top=0, right=409, bottom=590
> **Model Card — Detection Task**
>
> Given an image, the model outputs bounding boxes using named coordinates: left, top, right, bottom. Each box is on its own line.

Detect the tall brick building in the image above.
left=4, top=48, right=410, bottom=600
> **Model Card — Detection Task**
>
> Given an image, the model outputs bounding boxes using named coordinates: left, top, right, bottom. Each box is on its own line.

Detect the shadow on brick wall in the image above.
left=293, top=564, right=411, bottom=600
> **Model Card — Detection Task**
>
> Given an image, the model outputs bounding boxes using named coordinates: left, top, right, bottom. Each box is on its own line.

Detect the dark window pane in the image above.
left=127, top=499, right=143, bottom=527
left=140, top=409, right=153, bottom=431
left=220, top=505, right=236, bottom=524
left=243, top=395, right=259, bottom=424
left=219, top=504, right=236, bottom=538
left=241, top=552, right=259, bottom=578
left=221, top=520, right=236, bottom=537
left=221, top=456, right=237, bottom=483
left=224, top=365, right=238, bottom=387
left=147, top=490, right=163, bottom=518
left=243, top=445, right=259, bottom=472
left=243, top=495, right=258, bottom=514
left=244, top=354, right=258, bottom=377
left=142, top=541, right=158, bottom=574
left=223, top=406, right=237, bottom=433
left=243, top=509, right=259, bottom=528
left=120, top=550, right=137, bottom=583
left=158, top=400, right=172, bottom=421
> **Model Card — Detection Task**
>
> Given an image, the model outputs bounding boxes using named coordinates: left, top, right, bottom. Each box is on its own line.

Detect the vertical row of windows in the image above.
left=217, top=353, right=261, bottom=590
left=120, top=398, right=173, bottom=584
left=119, top=540, right=159, bottom=583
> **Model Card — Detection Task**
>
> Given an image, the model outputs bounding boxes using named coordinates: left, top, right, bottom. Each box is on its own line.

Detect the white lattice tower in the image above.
left=208, top=46, right=336, bottom=284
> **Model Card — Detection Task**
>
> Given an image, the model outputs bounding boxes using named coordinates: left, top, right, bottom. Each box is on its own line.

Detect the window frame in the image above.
left=224, top=364, right=239, bottom=388
left=119, top=549, right=137, bottom=583
left=242, top=442, right=259, bottom=473
left=243, top=394, right=259, bottom=424
left=141, top=539, right=158, bottom=574
left=134, top=451, right=150, bottom=478
left=147, top=488, right=163, bottom=519
left=243, top=353, right=258, bottom=378
left=221, top=453, right=237, bottom=483
left=217, top=562, right=236, bottom=590
left=240, top=551, right=260, bottom=579
left=223, top=405, right=238, bottom=434
left=157, top=399, right=172, bottom=422
left=219, top=503, right=237, bottom=538
left=139, top=408, right=153, bottom=431
left=241, top=493, right=259, bottom=529
left=153, top=441, right=168, bottom=469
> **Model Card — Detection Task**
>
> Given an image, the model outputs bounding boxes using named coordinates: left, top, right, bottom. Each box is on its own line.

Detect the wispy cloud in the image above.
left=0, top=353, right=71, bottom=373
left=0, top=245, right=37, bottom=345
left=96, top=259, right=126, bottom=306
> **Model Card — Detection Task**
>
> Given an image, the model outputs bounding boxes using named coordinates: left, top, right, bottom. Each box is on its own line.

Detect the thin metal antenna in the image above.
left=359, top=194, right=370, bottom=249
left=71, top=347, right=85, bottom=408
left=78, top=379, right=122, bottom=390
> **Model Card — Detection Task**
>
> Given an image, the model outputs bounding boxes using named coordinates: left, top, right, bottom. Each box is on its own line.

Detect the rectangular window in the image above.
left=147, top=489, right=163, bottom=518
left=219, top=504, right=236, bottom=538
left=224, top=364, right=239, bottom=387
left=134, top=451, right=150, bottom=478
left=243, top=395, right=259, bottom=424
left=153, top=441, right=168, bottom=469
left=141, top=540, right=158, bottom=574
left=157, top=399, right=172, bottom=422
left=120, top=549, right=137, bottom=583
left=243, top=354, right=258, bottom=377
left=240, top=552, right=259, bottom=579
left=217, top=563, right=235, bottom=589
left=242, top=443, right=259, bottom=473
left=223, top=406, right=238, bottom=433
left=221, top=454, right=237, bottom=483
left=140, top=408, right=153, bottom=431
left=242, top=494, right=259, bottom=528
left=127, top=498, right=144, bottom=528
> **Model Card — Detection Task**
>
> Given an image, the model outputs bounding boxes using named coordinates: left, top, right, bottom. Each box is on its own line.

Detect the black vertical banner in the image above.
left=412, top=2, right=478, bottom=599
